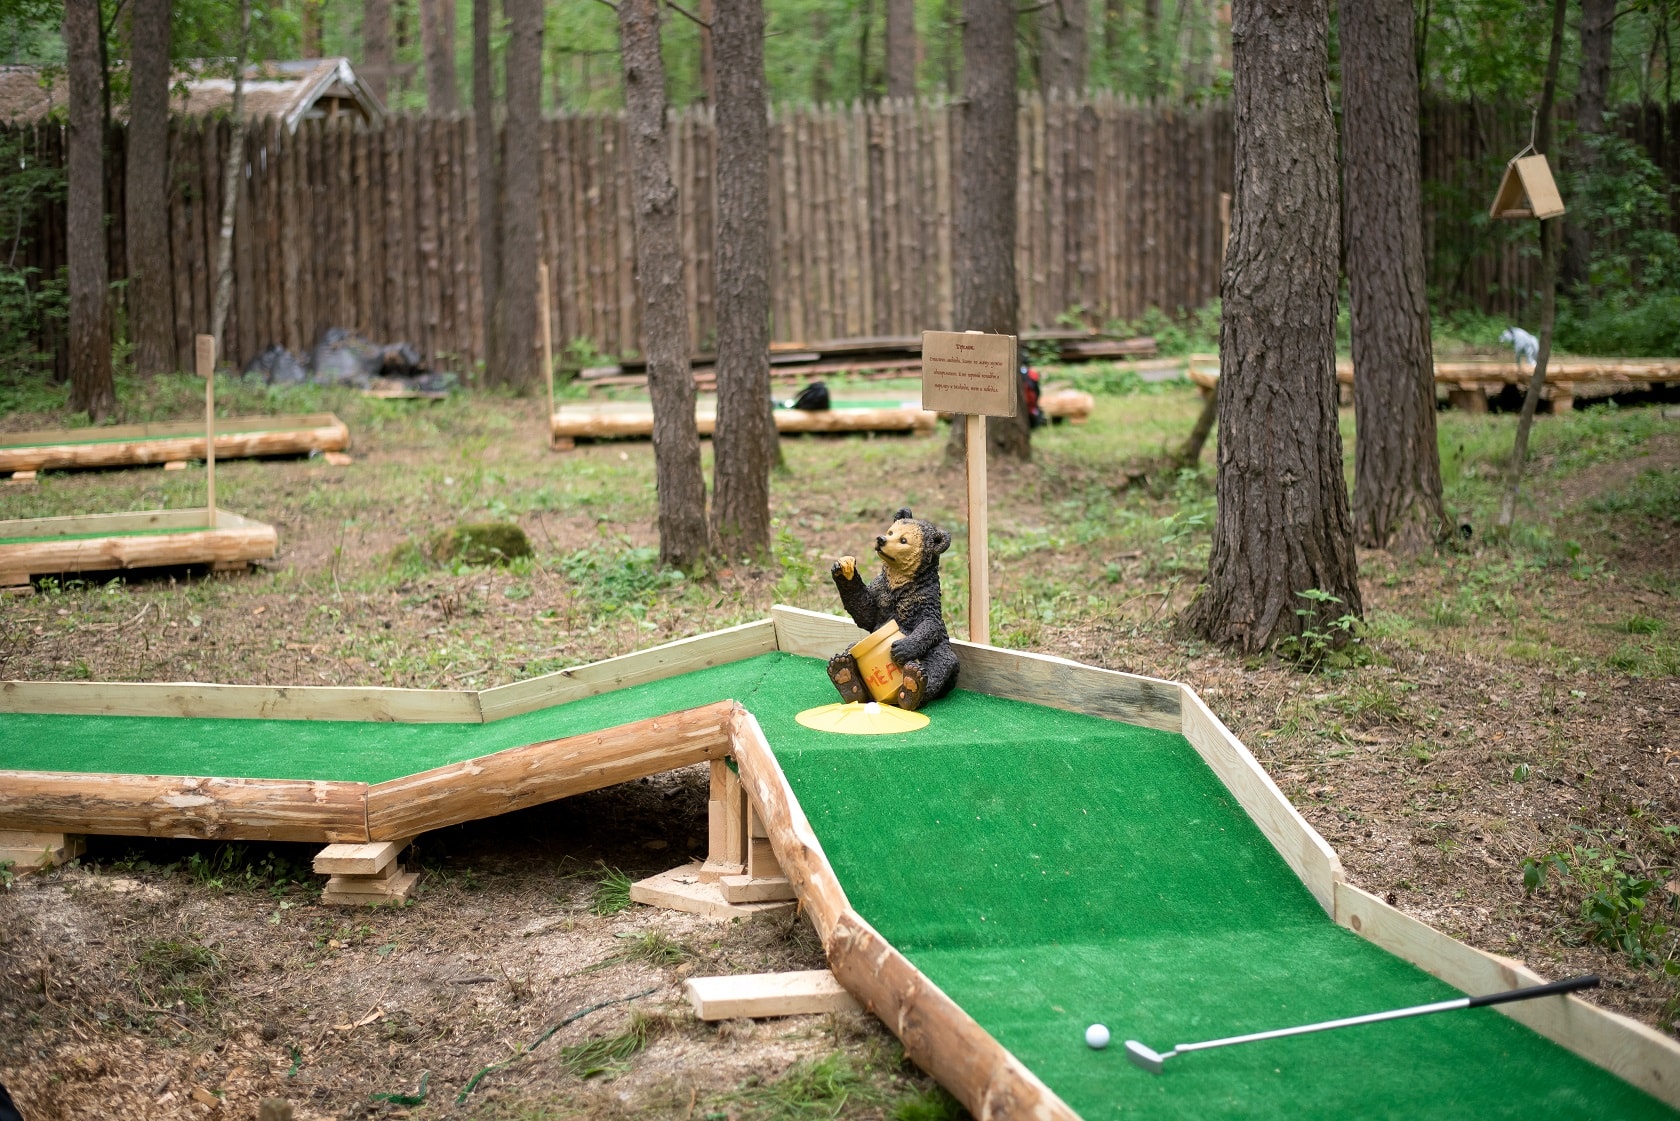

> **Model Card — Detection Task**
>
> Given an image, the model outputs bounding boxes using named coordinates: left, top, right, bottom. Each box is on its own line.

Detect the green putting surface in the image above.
left=1, top=651, right=1672, bottom=1119
left=0, top=525, right=213, bottom=546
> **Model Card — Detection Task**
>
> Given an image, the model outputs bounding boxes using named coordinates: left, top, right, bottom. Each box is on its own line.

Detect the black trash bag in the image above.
left=242, top=345, right=310, bottom=385
left=310, top=327, right=379, bottom=387
left=780, top=380, right=831, bottom=411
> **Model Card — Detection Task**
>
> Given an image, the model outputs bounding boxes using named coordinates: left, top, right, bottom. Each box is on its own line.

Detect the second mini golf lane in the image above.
left=1, top=653, right=1672, bottom=1119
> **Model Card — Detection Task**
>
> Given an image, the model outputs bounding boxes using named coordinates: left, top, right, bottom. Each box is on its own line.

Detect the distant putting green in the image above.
left=0, top=651, right=1670, bottom=1119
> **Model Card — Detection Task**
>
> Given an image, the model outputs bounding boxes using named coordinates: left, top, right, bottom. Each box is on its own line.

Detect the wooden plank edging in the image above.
left=0, top=679, right=483, bottom=722
left=0, top=413, right=350, bottom=474
left=1335, top=881, right=1680, bottom=1109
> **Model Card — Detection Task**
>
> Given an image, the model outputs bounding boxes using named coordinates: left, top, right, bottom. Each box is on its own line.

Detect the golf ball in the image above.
left=1085, top=1023, right=1110, bottom=1050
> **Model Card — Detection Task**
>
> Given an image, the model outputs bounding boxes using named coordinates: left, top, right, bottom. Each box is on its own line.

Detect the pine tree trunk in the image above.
left=1342, top=0, right=1447, bottom=553
left=66, top=0, right=113, bottom=421
left=210, top=0, right=250, bottom=364
left=698, top=0, right=716, bottom=103
left=473, top=0, right=501, bottom=380
left=493, top=0, right=541, bottom=389
left=1038, top=0, right=1087, bottom=95
left=126, top=0, right=173, bottom=377
left=886, top=0, right=917, bottom=100
left=364, top=0, right=392, bottom=104
left=710, top=0, right=776, bottom=557
left=422, top=0, right=459, bottom=113
left=1563, top=0, right=1615, bottom=291
left=1184, top=0, right=1360, bottom=652
left=946, top=0, right=1028, bottom=462
left=302, top=0, right=324, bottom=56
left=620, top=0, right=712, bottom=569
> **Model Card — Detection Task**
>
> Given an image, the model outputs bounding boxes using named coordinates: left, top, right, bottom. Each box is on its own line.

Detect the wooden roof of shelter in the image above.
left=0, top=58, right=384, bottom=130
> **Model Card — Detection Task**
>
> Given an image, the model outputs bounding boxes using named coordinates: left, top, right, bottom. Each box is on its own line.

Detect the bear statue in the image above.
left=827, top=508, right=960, bottom=711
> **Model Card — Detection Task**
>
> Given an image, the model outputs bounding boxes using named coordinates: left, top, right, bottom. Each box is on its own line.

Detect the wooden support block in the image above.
left=748, top=837, right=783, bottom=880
left=314, top=840, right=405, bottom=876
left=210, top=560, right=250, bottom=574
left=163, top=460, right=190, bottom=471
left=700, top=765, right=746, bottom=882
left=322, top=451, right=354, bottom=466
left=718, top=873, right=797, bottom=903
left=685, top=970, right=860, bottom=1021
left=6, top=470, right=36, bottom=485
left=1447, top=387, right=1489, bottom=413
left=630, top=864, right=795, bottom=919
left=0, top=572, right=31, bottom=597
left=552, top=437, right=576, bottom=452
left=1549, top=390, right=1575, bottom=413
left=320, top=869, right=419, bottom=905
left=0, top=830, right=86, bottom=873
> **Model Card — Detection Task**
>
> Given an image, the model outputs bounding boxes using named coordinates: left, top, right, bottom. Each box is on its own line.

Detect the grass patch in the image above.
left=133, top=937, right=222, bottom=1012
left=586, top=931, right=692, bottom=973
left=729, top=1052, right=889, bottom=1121
left=555, top=1010, right=667, bottom=1080
left=591, top=865, right=633, bottom=915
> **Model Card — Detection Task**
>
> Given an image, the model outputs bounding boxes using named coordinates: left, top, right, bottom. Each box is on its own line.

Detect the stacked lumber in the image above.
left=315, top=840, right=418, bottom=906
left=0, top=829, right=85, bottom=874
left=0, top=413, right=349, bottom=474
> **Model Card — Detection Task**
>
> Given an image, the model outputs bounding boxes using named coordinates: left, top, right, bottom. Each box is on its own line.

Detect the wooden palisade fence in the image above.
left=7, top=94, right=1678, bottom=377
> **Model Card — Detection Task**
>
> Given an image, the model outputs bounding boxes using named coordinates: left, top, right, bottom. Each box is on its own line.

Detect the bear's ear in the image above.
left=893, top=507, right=914, bottom=522
left=931, top=528, right=951, bottom=554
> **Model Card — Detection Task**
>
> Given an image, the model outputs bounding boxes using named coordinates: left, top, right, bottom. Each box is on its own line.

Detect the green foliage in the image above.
left=732, top=1052, right=886, bottom=1120
left=429, top=521, right=534, bottom=566
left=182, top=844, right=312, bottom=895
left=555, top=1010, right=665, bottom=1079
left=1591, top=467, right=1680, bottom=523
left=555, top=541, right=685, bottom=617
left=0, top=127, right=67, bottom=375
left=891, top=1086, right=965, bottom=1121
left=1104, top=301, right=1221, bottom=358
left=133, top=936, right=222, bottom=1011
left=591, top=864, right=633, bottom=915
left=1275, top=588, right=1370, bottom=673
left=774, top=525, right=816, bottom=600
left=1523, top=834, right=1677, bottom=971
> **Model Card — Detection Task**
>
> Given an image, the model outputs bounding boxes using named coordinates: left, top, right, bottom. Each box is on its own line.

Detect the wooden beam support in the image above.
left=629, top=863, right=795, bottom=919
left=0, top=829, right=85, bottom=873
left=314, top=840, right=406, bottom=875
left=684, top=970, right=861, bottom=1020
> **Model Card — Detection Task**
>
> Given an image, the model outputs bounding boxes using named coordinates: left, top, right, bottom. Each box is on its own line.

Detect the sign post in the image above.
left=920, top=329, right=1017, bottom=646
left=195, top=334, right=217, bottom=528
left=539, top=263, right=555, bottom=444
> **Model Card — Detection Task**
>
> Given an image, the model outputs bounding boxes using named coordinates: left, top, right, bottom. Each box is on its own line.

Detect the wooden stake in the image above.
left=539, top=262, right=555, bottom=444
left=966, top=412, right=988, bottom=645
left=196, top=334, right=217, bottom=527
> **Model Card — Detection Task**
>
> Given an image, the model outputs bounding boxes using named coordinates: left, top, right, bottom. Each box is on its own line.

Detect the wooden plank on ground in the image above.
left=477, top=620, right=777, bottom=722
left=685, top=970, right=860, bottom=1020
left=0, top=771, right=369, bottom=843
left=1180, top=685, right=1342, bottom=917
left=364, top=702, right=737, bottom=839
left=314, top=840, right=405, bottom=875
left=1335, top=881, right=1680, bottom=1109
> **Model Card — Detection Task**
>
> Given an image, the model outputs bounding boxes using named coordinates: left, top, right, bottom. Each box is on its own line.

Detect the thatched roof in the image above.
left=0, top=58, right=385, bottom=130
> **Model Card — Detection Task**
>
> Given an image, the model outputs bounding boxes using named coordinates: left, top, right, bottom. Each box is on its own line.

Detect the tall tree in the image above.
left=620, top=0, right=711, bottom=569
left=711, top=0, right=775, bottom=555
left=66, top=0, right=114, bottom=421
left=210, top=0, right=251, bottom=361
left=494, top=0, right=541, bottom=388
left=473, top=0, right=501, bottom=379
left=698, top=0, right=716, bottom=103
left=886, top=0, right=917, bottom=99
left=421, top=0, right=458, bottom=112
left=364, top=0, right=392, bottom=104
left=1184, top=0, right=1360, bottom=651
left=946, top=0, right=1028, bottom=461
left=1038, top=0, right=1087, bottom=95
left=126, top=0, right=173, bottom=377
left=1563, top=0, right=1615, bottom=291
left=1342, top=0, right=1447, bottom=552
left=301, top=0, right=324, bottom=55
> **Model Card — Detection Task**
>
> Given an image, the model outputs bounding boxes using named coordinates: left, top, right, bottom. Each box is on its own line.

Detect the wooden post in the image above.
left=966, top=412, right=989, bottom=645
left=195, top=334, right=216, bottom=526
left=539, top=262, right=555, bottom=443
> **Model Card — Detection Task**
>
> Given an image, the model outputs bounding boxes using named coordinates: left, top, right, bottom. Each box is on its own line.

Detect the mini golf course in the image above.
left=0, top=413, right=349, bottom=475
left=2, top=610, right=1675, bottom=1118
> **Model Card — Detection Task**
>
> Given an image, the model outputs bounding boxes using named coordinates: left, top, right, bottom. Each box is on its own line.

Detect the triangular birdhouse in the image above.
left=1489, top=154, right=1566, bottom=221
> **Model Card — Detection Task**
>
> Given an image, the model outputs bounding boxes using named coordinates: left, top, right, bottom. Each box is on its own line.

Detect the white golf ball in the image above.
left=1085, top=1023, right=1110, bottom=1050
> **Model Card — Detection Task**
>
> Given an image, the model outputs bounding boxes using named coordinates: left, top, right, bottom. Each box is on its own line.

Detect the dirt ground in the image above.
left=1, top=379, right=1676, bottom=1119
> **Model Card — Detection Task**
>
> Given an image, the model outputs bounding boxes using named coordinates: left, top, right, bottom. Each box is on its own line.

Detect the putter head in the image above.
left=1124, top=1040, right=1167, bottom=1075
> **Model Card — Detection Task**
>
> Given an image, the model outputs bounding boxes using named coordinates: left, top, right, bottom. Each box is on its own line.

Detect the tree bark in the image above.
left=1342, top=0, right=1447, bottom=553
left=473, top=0, right=501, bottom=380
left=698, top=0, right=717, bottom=103
left=364, top=0, right=392, bottom=105
left=710, top=0, right=776, bottom=557
left=126, top=0, right=173, bottom=378
left=1038, top=0, right=1087, bottom=95
left=1143, top=0, right=1162, bottom=96
left=210, top=0, right=250, bottom=364
left=1175, top=391, right=1217, bottom=467
left=421, top=0, right=459, bottom=113
left=1497, top=0, right=1567, bottom=531
left=1183, top=0, right=1360, bottom=652
left=302, top=0, right=324, bottom=56
left=493, top=0, right=541, bottom=389
left=66, top=0, right=114, bottom=421
left=620, top=0, right=712, bottom=569
left=1563, top=0, right=1615, bottom=291
left=946, top=0, right=1028, bottom=462
left=886, top=0, right=918, bottom=100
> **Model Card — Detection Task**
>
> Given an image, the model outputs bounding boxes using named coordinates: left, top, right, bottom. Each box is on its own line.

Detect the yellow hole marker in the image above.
left=796, top=701, right=929, bottom=735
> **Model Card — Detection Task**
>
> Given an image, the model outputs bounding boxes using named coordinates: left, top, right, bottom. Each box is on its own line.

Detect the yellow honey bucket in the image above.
left=850, top=619, right=904, bottom=704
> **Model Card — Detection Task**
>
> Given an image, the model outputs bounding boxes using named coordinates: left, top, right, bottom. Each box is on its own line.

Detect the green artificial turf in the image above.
left=1, top=417, right=316, bottom=449
left=0, top=525, right=212, bottom=546
left=1, top=650, right=1672, bottom=1119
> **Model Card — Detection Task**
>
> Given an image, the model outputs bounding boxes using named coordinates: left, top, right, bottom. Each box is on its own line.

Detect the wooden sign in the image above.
left=921, top=330, right=1018, bottom=417
left=1489, top=155, right=1566, bottom=221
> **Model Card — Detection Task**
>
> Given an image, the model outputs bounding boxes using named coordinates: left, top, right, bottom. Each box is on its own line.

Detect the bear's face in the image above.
left=874, top=507, right=950, bottom=587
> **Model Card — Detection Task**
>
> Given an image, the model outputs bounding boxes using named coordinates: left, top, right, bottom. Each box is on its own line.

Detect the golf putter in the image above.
left=1124, top=974, right=1599, bottom=1075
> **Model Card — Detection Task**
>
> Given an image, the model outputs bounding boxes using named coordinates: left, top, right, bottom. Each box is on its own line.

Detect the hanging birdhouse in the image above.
left=1489, top=154, right=1566, bottom=221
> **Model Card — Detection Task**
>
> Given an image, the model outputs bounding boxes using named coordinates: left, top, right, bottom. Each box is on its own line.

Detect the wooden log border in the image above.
left=0, top=508, right=278, bottom=583
left=1, top=607, right=1676, bottom=1108
left=0, top=413, right=351, bottom=474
